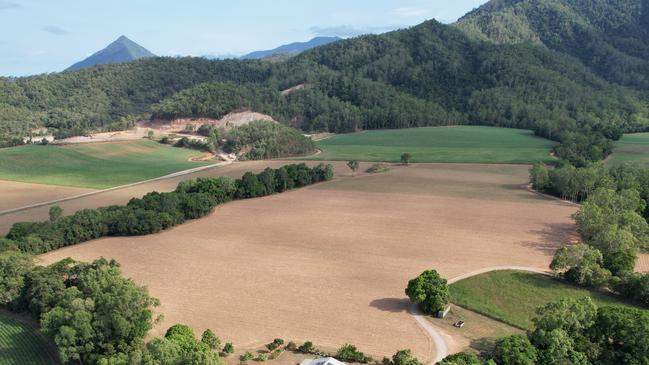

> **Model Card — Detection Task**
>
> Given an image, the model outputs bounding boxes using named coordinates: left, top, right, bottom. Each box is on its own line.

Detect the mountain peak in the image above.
left=66, top=36, right=156, bottom=71
left=240, top=36, right=342, bottom=60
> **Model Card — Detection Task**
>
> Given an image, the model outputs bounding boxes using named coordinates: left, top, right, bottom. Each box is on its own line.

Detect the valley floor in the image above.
left=38, top=163, right=577, bottom=361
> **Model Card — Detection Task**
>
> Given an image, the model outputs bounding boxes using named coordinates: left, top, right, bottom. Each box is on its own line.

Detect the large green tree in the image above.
left=405, top=269, right=449, bottom=314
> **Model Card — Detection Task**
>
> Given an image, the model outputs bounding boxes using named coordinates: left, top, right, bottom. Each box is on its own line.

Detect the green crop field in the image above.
left=0, top=313, right=57, bottom=365
left=450, top=270, right=643, bottom=330
left=607, top=133, right=649, bottom=167
left=308, top=126, right=556, bottom=164
left=0, top=140, right=213, bottom=189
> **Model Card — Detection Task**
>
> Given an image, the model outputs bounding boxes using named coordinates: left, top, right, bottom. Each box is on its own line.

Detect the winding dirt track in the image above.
left=414, top=266, right=550, bottom=364
left=38, top=164, right=578, bottom=362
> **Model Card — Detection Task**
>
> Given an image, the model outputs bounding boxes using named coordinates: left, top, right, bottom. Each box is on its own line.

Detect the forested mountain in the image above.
left=456, top=0, right=649, bottom=92
left=67, top=36, right=156, bottom=71
left=240, top=36, right=342, bottom=60
left=2, top=0, right=649, bottom=165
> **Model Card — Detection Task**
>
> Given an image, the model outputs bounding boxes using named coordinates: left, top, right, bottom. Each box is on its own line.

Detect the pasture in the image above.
left=0, top=311, right=57, bottom=365
left=0, top=140, right=212, bottom=189
left=39, top=163, right=577, bottom=361
left=607, top=133, right=649, bottom=167
left=309, top=126, right=556, bottom=164
left=450, top=270, right=644, bottom=330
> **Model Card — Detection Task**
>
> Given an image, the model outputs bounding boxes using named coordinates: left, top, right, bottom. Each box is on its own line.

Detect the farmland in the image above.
left=0, top=311, right=57, bottom=365
left=0, top=140, right=213, bottom=189
left=449, top=270, right=644, bottom=330
left=309, top=126, right=557, bottom=164
left=607, top=133, right=649, bottom=167
left=39, top=163, right=577, bottom=361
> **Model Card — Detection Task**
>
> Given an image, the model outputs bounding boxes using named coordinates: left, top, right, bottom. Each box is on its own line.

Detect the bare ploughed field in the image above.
left=39, top=164, right=578, bottom=361
left=0, top=180, right=95, bottom=212
left=0, top=160, right=358, bottom=235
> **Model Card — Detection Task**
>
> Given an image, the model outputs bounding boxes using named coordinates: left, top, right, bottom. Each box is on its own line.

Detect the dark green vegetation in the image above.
left=607, top=133, right=649, bottom=166
left=311, top=127, right=556, bottom=164
left=530, top=162, right=649, bottom=306
left=439, top=297, right=649, bottom=365
left=3, top=0, right=649, bottom=167
left=0, top=140, right=212, bottom=189
left=67, top=36, right=156, bottom=72
left=0, top=312, right=56, bottom=365
left=0, top=251, right=226, bottom=364
left=405, top=269, right=450, bottom=314
left=224, top=121, right=315, bottom=160
left=456, top=0, right=649, bottom=93
left=1, top=163, right=333, bottom=255
left=449, top=270, right=641, bottom=330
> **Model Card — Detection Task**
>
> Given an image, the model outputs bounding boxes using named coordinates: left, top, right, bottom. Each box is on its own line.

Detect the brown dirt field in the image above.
left=0, top=180, right=96, bottom=213
left=0, top=161, right=365, bottom=235
left=38, top=164, right=577, bottom=362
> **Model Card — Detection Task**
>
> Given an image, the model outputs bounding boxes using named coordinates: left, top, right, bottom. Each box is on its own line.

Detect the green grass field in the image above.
left=0, top=140, right=213, bottom=189
left=450, top=270, right=643, bottom=330
left=607, top=133, right=649, bottom=167
left=0, top=313, right=57, bottom=365
left=308, top=126, right=556, bottom=164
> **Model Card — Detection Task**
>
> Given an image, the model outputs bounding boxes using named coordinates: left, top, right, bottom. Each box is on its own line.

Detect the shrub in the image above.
left=285, top=341, right=297, bottom=351
left=241, top=351, right=254, bottom=361
left=223, top=342, right=234, bottom=355
left=255, top=353, right=268, bottom=362
left=336, top=344, right=372, bottom=363
left=366, top=163, right=390, bottom=174
left=298, top=341, right=318, bottom=354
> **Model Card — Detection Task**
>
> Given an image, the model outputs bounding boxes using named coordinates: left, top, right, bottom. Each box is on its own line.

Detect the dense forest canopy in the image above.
left=1, top=0, right=649, bottom=165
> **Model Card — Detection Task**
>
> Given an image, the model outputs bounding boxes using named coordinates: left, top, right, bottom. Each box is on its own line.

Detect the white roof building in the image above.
left=300, top=357, right=346, bottom=365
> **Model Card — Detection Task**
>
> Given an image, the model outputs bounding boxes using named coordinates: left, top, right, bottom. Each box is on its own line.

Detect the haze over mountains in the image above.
left=67, top=36, right=156, bottom=71
left=239, top=36, right=343, bottom=60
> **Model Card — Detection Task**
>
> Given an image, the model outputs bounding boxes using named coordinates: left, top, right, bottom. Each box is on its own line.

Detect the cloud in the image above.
left=42, top=25, right=69, bottom=35
left=394, top=7, right=429, bottom=18
left=310, top=25, right=402, bottom=38
left=0, top=1, right=19, bottom=10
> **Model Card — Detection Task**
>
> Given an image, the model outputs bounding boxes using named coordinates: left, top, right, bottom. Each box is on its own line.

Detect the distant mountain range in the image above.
left=239, top=36, right=342, bottom=60
left=67, top=36, right=156, bottom=71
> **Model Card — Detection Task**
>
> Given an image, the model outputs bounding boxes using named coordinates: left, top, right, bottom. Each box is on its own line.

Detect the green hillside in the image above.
left=0, top=140, right=212, bottom=188
left=607, top=132, right=649, bottom=167
left=310, top=126, right=556, bottom=164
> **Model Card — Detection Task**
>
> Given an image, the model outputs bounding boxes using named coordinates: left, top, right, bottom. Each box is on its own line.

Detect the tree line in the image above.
left=1, top=163, right=334, bottom=255
left=530, top=161, right=649, bottom=306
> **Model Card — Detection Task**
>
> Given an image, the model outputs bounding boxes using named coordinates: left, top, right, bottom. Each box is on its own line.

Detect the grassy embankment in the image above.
left=450, top=270, right=643, bottom=330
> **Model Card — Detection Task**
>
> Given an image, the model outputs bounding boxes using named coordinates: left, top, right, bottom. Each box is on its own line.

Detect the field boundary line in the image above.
left=0, top=160, right=232, bottom=217
left=411, top=266, right=548, bottom=364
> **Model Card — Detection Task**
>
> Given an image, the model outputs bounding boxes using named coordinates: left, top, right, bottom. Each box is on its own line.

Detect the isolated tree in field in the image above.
left=147, top=130, right=155, bottom=140
left=401, top=153, right=412, bottom=165
left=347, top=160, right=360, bottom=174
left=405, top=269, right=449, bottom=314
left=49, top=206, right=63, bottom=223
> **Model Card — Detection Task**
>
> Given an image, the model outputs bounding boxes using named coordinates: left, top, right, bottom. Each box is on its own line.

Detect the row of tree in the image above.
left=530, top=161, right=649, bottom=305
left=1, top=163, right=334, bottom=255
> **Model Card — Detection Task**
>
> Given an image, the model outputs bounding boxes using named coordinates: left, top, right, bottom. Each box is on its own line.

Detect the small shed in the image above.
left=300, top=357, right=346, bottom=365
left=436, top=305, right=451, bottom=318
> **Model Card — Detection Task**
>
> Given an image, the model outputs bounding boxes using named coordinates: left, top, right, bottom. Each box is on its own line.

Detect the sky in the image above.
left=0, top=0, right=487, bottom=76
